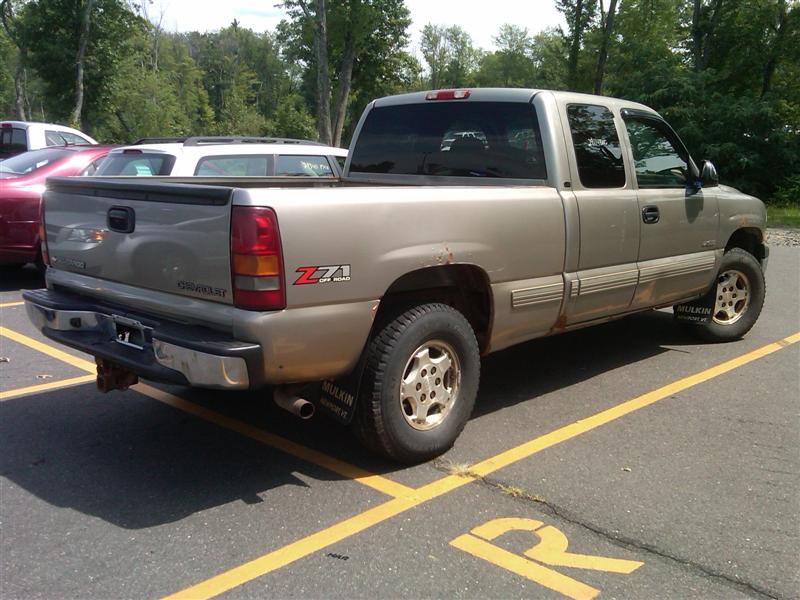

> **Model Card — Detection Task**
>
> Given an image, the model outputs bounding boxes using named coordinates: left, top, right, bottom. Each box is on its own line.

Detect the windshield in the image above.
left=0, top=148, right=72, bottom=175
left=93, top=152, right=176, bottom=176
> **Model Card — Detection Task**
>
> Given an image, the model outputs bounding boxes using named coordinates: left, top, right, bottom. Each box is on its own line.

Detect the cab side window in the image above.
left=623, top=117, right=689, bottom=188
left=567, top=104, right=626, bottom=188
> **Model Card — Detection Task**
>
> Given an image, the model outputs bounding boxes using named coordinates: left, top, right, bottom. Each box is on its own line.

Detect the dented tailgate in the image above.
left=43, top=178, right=235, bottom=304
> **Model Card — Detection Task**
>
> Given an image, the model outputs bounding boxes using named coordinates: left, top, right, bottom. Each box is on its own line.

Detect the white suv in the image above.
left=93, top=136, right=348, bottom=178
left=0, top=121, right=98, bottom=159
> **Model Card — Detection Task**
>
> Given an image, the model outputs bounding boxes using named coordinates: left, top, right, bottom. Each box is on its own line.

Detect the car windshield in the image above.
left=0, top=148, right=72, bottom=175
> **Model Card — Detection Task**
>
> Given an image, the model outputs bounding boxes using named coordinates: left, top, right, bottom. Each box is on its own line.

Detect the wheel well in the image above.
left=375, top=265, right=493, bottom=354
left=725, top=228, right=766, bottom=263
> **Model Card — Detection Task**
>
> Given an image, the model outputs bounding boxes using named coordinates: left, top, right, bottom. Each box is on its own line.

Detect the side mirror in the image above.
left=700, top=160, right=719, bottom=187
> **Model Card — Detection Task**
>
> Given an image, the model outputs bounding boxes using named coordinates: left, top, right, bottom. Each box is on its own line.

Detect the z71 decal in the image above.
left=294, top=264, right=351, bottom=285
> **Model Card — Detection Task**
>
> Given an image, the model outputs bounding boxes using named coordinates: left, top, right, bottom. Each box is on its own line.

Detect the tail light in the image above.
left=38, top=201, right=50, bottom=266
left=230, top=206, right=285, bottom=310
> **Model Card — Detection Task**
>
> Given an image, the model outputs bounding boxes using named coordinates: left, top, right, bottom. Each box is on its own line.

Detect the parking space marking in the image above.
left=0, top=374, right=96, bottom=400
left=0, top=301, right=25, bottom=308
left=450, top=516, right=642, bottom=599
left=0, top=326, right=97, bottom=372
left=0, top=325, right=414, bottom=500
left=163, top=331, right=800, bottom=599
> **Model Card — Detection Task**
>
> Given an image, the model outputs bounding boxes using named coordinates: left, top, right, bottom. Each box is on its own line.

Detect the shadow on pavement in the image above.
left=0, top=387, right=350, bottom=529
left=0, top=309, right=702, bottom=527
left=0, top=264, right=45, bottom=293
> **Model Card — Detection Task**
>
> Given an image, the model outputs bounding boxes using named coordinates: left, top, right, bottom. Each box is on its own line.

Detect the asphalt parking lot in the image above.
left=1, top=247, right=798, bottom=600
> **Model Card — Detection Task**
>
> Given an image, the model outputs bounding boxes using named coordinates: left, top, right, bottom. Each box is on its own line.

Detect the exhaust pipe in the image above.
left=274, top=386, right=315, bottom=420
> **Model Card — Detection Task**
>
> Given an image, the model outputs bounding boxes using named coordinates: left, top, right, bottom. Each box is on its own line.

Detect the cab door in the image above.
left=620, top=111, right=720, bottom=309
left=560, top=102, right=640, bottom=324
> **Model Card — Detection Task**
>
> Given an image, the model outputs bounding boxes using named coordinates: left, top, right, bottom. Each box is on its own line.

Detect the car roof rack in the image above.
left=132, top=137, right=188, bottom=145
left=182, top=136, right=325, bottom=147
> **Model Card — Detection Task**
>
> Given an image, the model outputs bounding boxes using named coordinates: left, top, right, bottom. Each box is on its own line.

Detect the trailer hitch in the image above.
left=96, top=359, right=138, bottom=393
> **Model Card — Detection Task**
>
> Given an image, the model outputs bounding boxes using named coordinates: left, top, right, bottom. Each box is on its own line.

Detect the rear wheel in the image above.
left=683, top=248, right=765, bottom=342
left=353, top=303, right=480, bottom=464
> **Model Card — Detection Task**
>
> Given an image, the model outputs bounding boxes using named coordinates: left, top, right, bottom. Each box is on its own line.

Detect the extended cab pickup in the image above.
left=24, top=88, right=768, bottom=463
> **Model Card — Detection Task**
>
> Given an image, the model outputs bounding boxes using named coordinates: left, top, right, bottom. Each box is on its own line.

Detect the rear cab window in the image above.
left=566, top=104, right=626, bottom=188
left=94, top=152, right=176, bottom=176
left=349, top=101, right=547, bottom=181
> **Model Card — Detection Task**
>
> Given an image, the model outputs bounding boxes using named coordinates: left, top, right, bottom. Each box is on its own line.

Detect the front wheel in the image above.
left=352, top=303, right=480, bottom=464
left=681, top=247, right=766, bottom=342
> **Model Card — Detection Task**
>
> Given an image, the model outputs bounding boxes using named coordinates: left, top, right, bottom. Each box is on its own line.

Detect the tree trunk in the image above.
left=567, top=0, right=584, bottom=89
left=700, top=0, right=724, bottom=71
left=331, top=31, right=355, bottom=147
left=306, top=0, right=332, bottom=145
left=14, top=61, right=27, bottom=120
left=593, top=0, right=617, bottom=95
left=1, top=0, right=26, bottom=119
left=70, top=0, right=94, bottom=128
left=691, top=0, right=702, bottom=71
left=761, top=0, right=787, bottom=98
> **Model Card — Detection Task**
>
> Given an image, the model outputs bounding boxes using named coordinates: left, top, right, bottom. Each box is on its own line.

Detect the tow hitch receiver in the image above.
left=96, top=359, right=139, bottom=393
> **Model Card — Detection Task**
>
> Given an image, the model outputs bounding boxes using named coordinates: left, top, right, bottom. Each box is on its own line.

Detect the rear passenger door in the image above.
left=561, top=103, right=640, bottom=324
left=620, top=111, right=719, bottom=309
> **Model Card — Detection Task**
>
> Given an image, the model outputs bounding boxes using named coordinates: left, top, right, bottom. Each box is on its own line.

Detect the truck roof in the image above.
left=372, top=88, right=659, bottom=118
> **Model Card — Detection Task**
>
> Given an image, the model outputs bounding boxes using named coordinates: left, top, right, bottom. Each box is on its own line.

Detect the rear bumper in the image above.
left=22, top=288, right=263, bottom=390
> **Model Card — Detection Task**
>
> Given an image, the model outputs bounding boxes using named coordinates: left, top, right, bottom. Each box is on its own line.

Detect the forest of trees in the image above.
left=0, top=0, right=798, bottom=203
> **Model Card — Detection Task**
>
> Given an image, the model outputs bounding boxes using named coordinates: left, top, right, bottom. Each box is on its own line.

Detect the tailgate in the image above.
left=43, top=178, right=234, bottom=304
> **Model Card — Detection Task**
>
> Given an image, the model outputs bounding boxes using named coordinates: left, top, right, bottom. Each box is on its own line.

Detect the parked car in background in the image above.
left=92, top=136, right=348, bottom=178
left=0, top=121, right=98, bottom=160
left=0, top=145, right=112, bottom=268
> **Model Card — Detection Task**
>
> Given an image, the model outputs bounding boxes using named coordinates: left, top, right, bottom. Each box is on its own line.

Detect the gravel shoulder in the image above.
left=766, top=227, right=800, bottom=246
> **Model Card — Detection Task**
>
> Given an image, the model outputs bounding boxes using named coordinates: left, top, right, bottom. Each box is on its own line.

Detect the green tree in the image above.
left=17, top=0, right=142, bottom=130
left=556, top=0, right=597, bottom=90
left=279, top=0, right=411, bottom=146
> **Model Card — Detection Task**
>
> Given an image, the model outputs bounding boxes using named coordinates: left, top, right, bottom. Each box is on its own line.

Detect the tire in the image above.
left=352, top=303, right=480, bottom=464
left=682, top=247, right=766, bottom=342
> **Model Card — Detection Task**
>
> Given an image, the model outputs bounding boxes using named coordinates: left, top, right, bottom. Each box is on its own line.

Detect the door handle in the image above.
left=642, top=205, right=660, bottom=224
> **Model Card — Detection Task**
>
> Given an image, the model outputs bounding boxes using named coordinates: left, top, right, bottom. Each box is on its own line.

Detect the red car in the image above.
left=0, top=145, right=112, bottom=267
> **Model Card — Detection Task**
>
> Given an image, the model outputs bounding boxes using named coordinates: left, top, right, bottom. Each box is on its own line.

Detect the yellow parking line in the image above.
left=0, top=301, right=25, bottom=308
left=0, top=375, right=96, bottom=400
left=163, top=331, right=800, bottom=600
left=0, top=325, right=413, bottom=499
left=0, top=326, right=97, bottom=372
left=135, top=383, right=414, bottom=499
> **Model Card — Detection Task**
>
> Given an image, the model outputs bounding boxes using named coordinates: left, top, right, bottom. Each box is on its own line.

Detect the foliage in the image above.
left=2, top=0, right=796, bottom=206
left=17, top=0, right=142, bottom=126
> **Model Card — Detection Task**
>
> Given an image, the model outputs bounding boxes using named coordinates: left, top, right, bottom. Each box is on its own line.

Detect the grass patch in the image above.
left=438, top=460, right=479, bottom=479
left=767, top=204, right=800, bottom=228
left=496, top=482, right=545, bottom=503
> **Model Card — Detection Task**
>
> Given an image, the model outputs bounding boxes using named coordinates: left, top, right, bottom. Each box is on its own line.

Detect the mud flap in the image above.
left=317, top=358, right=367, bottom=425
left=674, top=287, right=716, bottom=324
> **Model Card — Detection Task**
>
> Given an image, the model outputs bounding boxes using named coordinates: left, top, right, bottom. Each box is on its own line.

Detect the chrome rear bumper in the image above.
left=23, top=289, right=261, bottom=390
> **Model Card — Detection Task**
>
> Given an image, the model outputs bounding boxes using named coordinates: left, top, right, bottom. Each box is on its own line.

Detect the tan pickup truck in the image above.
left=24, top=88, right=768, bottom=463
